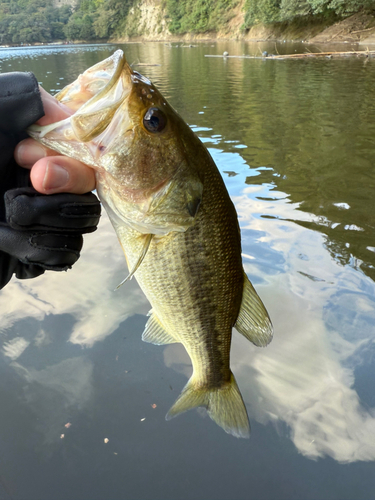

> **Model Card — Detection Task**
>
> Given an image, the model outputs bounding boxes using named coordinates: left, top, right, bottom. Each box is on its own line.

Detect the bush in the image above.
left=165, top=0, right=239, bottom=34
left=244, top=0, right=281, bottom=27
left=0, top=0, right=71, bottom=43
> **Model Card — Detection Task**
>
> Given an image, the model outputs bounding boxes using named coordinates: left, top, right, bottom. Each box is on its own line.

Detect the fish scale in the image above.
left=132, top=159, right=241, bottom=378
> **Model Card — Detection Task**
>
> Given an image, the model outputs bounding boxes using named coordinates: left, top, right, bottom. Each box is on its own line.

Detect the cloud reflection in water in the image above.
left=0, top=211, right=150, bottom=444
left=164, top=180, right=375, bottom=463
left=0, top=156, right=374, bottom=463
left=232, top=186, right=375, bottom=463
left=1, top=211, right=149, bottom=348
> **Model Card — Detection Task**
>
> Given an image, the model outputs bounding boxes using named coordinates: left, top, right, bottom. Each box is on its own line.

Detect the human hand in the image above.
left=0, top=76, right=101, bottom=289
left=15, top=86, right=96, bottom=194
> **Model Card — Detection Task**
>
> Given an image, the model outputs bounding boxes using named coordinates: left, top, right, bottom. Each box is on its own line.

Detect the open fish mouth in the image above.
left=29, top=50, right=134, bottom=164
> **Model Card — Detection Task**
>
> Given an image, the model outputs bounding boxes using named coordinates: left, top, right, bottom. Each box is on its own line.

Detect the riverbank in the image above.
left=242, top=12, right=375, bottom=44
left=114, top=1, right=375, bottom=46
left=1, top=5, right=374, bottom=48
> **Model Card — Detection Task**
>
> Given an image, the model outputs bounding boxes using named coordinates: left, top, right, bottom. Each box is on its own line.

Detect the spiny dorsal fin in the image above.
left=142, top=311, right=179, bottom=345
left=115, top=233, right=153, bottom=290
left=234, top=271, right=273, bottom=347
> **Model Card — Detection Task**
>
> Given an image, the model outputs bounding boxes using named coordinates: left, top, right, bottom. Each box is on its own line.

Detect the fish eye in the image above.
left=143, top=107, right=167, bottom=133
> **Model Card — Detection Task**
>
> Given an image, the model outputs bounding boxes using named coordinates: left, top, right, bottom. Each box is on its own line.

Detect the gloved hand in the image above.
left=0, top=72, right=101, bottom=289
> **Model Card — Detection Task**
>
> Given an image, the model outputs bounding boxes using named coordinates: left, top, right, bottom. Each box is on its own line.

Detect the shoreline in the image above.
left=2, top=11, right=375, bottom=50
left=113, top=11, right=375, bottom=46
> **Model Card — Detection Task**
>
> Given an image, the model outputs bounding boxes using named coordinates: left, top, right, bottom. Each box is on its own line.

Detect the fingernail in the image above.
left=16, top=143, right=46, bottom=167
left=43, top=161, right=69, bottom=192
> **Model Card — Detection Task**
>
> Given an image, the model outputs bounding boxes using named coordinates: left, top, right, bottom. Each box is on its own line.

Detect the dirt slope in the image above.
left=115, top=1, right=375, bottom=45
left=309, top=12, right=375, bottom=44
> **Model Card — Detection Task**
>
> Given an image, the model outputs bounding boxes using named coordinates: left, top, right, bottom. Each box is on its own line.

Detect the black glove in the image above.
left=0, top=71, right=101, bottom=289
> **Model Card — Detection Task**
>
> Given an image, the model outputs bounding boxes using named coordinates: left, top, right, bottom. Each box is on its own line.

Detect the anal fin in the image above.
left=142, top=311, right=179, bottom=345
left=234, top=271, right=273, bottom=347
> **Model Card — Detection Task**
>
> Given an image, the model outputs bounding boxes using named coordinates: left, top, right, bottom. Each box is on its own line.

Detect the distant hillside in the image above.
left=0, top=0, right=374, bottom=45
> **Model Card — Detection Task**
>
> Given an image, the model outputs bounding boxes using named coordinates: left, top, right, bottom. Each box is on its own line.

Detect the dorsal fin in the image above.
left=234, top=271, right=273, bottom=347
left=142, top=311, right=179, bottom=345
left=115, top=233, right=153, bottom=290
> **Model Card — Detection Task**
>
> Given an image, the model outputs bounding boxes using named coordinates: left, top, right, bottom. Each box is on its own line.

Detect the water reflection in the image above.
left=11, top=356, right=94, bottom=445
left=233, top=165, right=375, bottom=463
left=161, top=174, right=375, bottom=463
left=186, top=54, right=375, bottom=282
left=0, top=41, right=374, bottom=499
left=1, top=212, right=149, bottom=347
left=0, top=211, right=151, bottom=456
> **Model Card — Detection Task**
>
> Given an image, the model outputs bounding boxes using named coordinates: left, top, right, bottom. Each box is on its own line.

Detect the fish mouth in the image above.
left=29, top=50, right=134, bottom=152
left=58, top=50, right=133, bottom=143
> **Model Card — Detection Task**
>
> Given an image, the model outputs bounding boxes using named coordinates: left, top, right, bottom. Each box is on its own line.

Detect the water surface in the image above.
left=0, top=41, right=375, bottom=500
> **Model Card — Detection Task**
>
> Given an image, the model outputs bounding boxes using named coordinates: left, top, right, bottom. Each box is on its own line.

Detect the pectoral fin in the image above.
left=142, top=311, right=179, bottom=345
left=234, top=272, right=273, bottom=347
left=115, top=233, right=153, bottom=289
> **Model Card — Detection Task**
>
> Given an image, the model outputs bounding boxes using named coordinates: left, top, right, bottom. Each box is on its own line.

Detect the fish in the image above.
left=28, top=50, right=273, bottom=438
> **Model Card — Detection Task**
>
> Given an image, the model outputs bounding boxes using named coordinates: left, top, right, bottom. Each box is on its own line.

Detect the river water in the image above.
left=0, top=41, right=375, bottom=500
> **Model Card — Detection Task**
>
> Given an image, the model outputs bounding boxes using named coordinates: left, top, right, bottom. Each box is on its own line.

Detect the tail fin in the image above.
left=165, top=373, right=250, bottom=438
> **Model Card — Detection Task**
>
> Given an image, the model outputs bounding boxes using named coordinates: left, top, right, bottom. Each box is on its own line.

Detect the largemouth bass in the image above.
left=29, top=50, right=273, bottom=438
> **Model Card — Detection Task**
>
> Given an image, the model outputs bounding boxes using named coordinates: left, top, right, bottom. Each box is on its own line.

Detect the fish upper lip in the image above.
left=131, top=71, right=152, bottom=85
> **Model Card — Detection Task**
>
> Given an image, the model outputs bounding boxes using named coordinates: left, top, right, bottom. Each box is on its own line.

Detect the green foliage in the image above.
left=279, top=0, right=311, bottom=21
left=64, top=11, right=95, bottom=39
left=92, top=0, right=135, bottom=38
left=0, top=0, right=135, bottom=44
left=165, top=0, right=351, bottom=34
left=51, top=21, right=65, bottom=38
left=0, top=0, right=71, bottom=43
left=309, top=0, right=375, bottom=15
left=55, top=5, right=72, bottom=23
left=244, top=0, right=375, bottom=27
left=119, top=2, right=141, bottom=37
left=0, top=0, right=373, bottom=43
left=165, top=0, right=239, bottom=34
left=244, top=0, right=281, bottom=26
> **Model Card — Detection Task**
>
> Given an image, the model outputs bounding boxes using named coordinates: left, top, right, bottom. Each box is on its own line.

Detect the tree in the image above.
left=244, top=0, right=281, bottom=27
left=51, top=20, right=65, bottom=38
left=280, top=0, right=311, bottom=21
left=80, top=13, right=94, bottom=39
left=64, top=14, right=82, bottom=39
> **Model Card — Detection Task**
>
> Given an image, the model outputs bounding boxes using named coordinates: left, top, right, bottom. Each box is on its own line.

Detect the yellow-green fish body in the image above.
left=29, top=50, right=273, bottom=438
